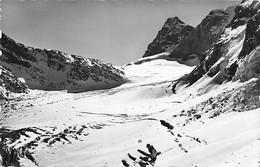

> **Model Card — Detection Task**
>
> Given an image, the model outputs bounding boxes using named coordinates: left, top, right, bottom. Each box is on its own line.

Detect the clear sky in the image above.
left=2, top=0, right=241, bottom=65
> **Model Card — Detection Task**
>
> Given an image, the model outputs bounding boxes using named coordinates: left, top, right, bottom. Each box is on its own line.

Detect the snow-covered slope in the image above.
left=0, top=56, right=259, bottom=167
left=0, top=58, right=196, bottom=166
left=172, top=0, right=260, bottom=92
left=0, top=1, right=260, bottom=167
left=0, top=33, right=125, bottom=93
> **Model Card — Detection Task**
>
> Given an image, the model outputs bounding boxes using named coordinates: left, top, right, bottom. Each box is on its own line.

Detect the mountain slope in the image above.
left=0, top=53, right=259, bottom=167
left=172, top=0, right=260, bottom=91
left=0, top=58, right=196, bottom=167
left=0, top=1, right=260, bottom=167
left=143, top=5, right=237, bottom=66
left=0, top=66, right=28, bottom=99
left=0, top=33, right=125, bottom=93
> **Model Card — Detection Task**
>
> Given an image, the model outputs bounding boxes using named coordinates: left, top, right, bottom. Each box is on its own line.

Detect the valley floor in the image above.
left=0, top=59, right=260, bottom=167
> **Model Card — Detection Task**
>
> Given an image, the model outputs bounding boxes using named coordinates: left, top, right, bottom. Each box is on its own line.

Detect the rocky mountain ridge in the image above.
left=143, top=5, right=237, bottom=66
left=171, top=0, right=260, bottom=91
left=143, top=17, right=194, bottom=58
left=0, top=33, right=125, bottom=94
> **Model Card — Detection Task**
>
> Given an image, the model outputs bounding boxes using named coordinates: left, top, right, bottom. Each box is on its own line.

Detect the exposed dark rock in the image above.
left=137, top=149, right=151, bottom=157
left=0, top=66, right=29, bottom=98
left=139, top=156, right=149, bottom=162
left=125, top=144, right=161, bottom=167
left=171, top=1, right=260, bottom=91
left=121, top=160, right=130, bottom=167
left=238, top=11, right=260, bottom=59
left=178, top=144, right=188, bottom=153
left=225, top=61, right=239, bottom=80
left=193, top=9, right=232, bottom=52
left=0, top=127, right=39, bottom=167
left=138, top=161, right=149, bottom=167
left=146, top=144, right=161, bottom=164
left=143, top=7, right=235, bottom=65
left=1, top=33, right=37, bottom=63
left=160, top=120, right=174, bottom=130
left=143, top=17, right=195, bottom=59
left=194, top=114, right=201, bottom=120
left=0, top=125, right=91, bottom=166
left=128, top=153, right=137, bottom=161
left=0, top=33, right=125, bottom=93
left=229, top=0, right=259, bottom=29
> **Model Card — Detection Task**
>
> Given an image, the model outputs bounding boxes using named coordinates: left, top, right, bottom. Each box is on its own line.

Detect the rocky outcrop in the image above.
left=172, top=0, right=260, bottom=92
left=0, top=124, right=91, bottom=167
left=143, top=6, right=236, bottom=65
left=234, top=46, right=260, bottom=82
left=143, top=17, right=194, bottom=58
left=0, top=33, right=125, bottom=93
left=0, top=66, right=29, bottom=99
left=237, top=4, right=260, bottom=59
left=0, top=127, right=39, bottom=167
left=189, top=8, right=234, bottom=57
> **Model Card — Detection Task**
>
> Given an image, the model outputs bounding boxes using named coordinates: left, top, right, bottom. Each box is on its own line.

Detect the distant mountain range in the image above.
left=0, top=33, right=125, bottom=97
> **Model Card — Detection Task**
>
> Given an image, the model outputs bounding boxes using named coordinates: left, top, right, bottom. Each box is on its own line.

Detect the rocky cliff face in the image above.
left=0, top=33, right=125, bottom=93
left=143, top=17, right=195, bottom=58
left=143, top=6, right=236, bottom=65
left=172, top=0, right=260, bottom=92
left=0, top=66, right=29, bottom=99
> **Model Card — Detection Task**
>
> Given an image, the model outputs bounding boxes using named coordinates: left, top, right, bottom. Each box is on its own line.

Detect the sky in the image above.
left=1, top=0, right=241, bottom=65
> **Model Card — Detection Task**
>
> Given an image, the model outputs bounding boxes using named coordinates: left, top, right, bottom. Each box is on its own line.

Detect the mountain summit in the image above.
left=165, top=17, right=185, bottom=25
left=143, top=5, right=237, bottom=66
left=143, top=16, right=194, bottom=60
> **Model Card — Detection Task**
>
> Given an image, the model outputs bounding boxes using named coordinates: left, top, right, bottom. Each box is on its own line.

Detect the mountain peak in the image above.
left=165, top=16, right=185, bottom=25
left=143, top=4, right=236, bottom=63
left=143, top=17, right=194, bottom=58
